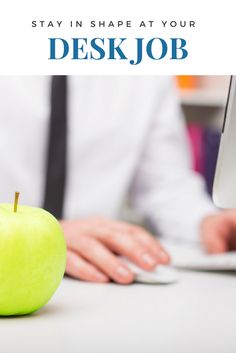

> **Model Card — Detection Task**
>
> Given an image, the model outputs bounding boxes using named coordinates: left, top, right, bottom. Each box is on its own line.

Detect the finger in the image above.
left=72, top=223, right=158, bottom=270
left=89, top=220, right=168, bottom=268
left=228, top=234, right=236, bottom=250
left=135, top=233, right=170, bottom=264
left=221, top=210, right=236, bottom=228
left=70, top=236, right=134, bottom=284
left=127, top=226, right=170, bottom=264
left=201, top=215, right=231, bottom=254
left=202, top=231, right=229, bottom=254
left=94, top=220, right=170, bottom=264
left=101, top=231, right=159, bottom=271
left=66, top=249, right=109, bottom=283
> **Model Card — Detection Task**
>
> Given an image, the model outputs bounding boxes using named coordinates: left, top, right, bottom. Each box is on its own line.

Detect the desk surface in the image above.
left=1, top=244, right=236, bottom=353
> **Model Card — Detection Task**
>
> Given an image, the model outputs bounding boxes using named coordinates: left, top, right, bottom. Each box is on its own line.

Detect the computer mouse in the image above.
left=121, top=258, right=179, bottom=284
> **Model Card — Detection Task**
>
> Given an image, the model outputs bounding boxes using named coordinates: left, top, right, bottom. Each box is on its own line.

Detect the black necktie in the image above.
left=43, top=76, right=67, bottom=219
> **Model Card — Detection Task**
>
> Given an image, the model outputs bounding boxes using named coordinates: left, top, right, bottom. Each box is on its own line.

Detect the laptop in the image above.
left=213, top=76, right=236, bottom=208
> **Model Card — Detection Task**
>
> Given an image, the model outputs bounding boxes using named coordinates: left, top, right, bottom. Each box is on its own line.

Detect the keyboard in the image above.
left=172, top=251, right=236, bottom=271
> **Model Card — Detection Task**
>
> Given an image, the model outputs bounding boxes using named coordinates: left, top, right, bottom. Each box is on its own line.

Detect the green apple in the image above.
left=0, top=197, right=66, bottom=316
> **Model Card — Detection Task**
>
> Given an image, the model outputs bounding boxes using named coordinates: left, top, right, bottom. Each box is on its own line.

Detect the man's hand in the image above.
left=60, top=217, right=170, bottom=284
left=201, top=210, right=236, bottom=253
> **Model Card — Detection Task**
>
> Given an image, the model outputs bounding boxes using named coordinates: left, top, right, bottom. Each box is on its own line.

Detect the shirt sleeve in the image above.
left=129, top=77, right=217, bottom=244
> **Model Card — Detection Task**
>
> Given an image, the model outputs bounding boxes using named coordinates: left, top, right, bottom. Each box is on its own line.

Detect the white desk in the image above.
left=1, top=244, right=236, bottom=353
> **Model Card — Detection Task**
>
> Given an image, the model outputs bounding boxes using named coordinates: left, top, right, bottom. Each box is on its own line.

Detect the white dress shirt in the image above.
left=0, top=76, right=215, bottom=242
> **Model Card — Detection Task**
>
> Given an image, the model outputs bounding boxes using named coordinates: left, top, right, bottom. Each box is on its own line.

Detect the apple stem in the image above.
left=14, top=192, right=20, bottom=213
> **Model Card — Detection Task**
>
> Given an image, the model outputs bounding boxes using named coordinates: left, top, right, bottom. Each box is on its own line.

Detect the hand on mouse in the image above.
left=201, top=210, right=236, bottom=253
left=60, top=217, right=170, bottom=284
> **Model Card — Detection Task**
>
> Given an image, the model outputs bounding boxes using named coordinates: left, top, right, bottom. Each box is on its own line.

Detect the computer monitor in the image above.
left=213, top=76, right=236, bottom=208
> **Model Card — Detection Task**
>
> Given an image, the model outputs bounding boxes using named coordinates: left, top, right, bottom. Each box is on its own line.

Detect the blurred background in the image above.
left=176, top=75, right=230, bottom=196
left=123, top=75, right=230, bottom=224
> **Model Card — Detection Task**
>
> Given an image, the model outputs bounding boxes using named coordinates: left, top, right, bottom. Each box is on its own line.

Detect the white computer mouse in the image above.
left=121, top=258, right=179, bottom=284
